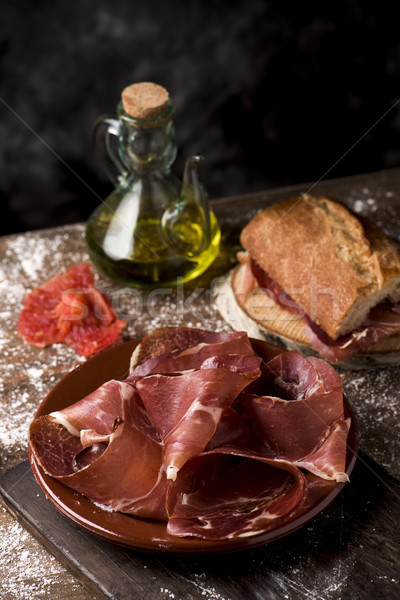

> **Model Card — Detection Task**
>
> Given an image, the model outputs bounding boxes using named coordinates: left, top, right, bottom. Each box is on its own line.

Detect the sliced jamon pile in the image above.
left=29, top=327, right=351, bottom=540
left=17, top=263, right=126, bottom=357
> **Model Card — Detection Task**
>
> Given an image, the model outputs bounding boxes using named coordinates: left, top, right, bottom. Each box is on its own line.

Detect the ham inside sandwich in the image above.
left=244, top=256, right=400, bottom=363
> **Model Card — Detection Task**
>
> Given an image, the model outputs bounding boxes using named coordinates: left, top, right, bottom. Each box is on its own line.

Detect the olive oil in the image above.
left=86, top=212, right=220, bottom=288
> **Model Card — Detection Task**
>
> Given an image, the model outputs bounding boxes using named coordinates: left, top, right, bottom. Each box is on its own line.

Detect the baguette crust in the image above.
left=240, top=194, right=400, bottom=340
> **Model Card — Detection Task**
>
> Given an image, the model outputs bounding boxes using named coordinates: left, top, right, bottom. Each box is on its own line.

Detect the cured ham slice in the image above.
left=30, top=416, right=168, bottom=520
left=18, top=263, right=126, bottom=357
left=259, top=351, right=343, bottom=400
left=204, top=407, right=261, bottom=452
left=49, top=379, right=156, bottom=440
left=292, top=418, right=351, bottom=482
left=129, top=327, right=252, bottom=367
left=129, top=330, right=255, bottom=377
left=250, top=259, right=304, bottom=317
left=166, top=452, right=307, bottom=540
left=136, top=353, right=261, bottom=480
left=305, top=304, right=400, bottom=363
left=29, top=327, right=352, bottom=540
left=239, top=351, right=347, bottom=481
left=30, top=378, right=167, bottom=518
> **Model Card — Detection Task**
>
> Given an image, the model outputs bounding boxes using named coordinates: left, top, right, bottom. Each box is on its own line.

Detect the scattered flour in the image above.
left=160, top=588, right=176, bottom=599
left=345, top=184, right=400, bottom=239
left=342, top=367, right=400, bottom=479
left=0, top=516, right=97, bottom=600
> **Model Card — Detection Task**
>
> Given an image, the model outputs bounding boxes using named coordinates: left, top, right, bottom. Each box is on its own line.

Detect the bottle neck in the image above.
left=117, top=101, right=177, bottom=173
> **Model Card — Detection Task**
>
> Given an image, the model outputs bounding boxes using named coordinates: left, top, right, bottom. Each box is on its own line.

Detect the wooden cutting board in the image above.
left=1, top=456, right=399, bottom=600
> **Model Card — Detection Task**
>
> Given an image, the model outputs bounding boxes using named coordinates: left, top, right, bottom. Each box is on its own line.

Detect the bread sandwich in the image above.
left=215, top=193, right=400, bottom=368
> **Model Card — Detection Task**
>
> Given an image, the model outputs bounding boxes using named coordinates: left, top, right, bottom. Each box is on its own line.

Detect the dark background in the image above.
left=1, top=0, right=399, bottom=235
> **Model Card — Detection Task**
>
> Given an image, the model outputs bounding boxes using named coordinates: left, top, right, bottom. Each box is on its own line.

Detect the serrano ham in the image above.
left=30, top=415, right=168, bottom=520
left=136, top=353, right=261, bottom=480
left=238, top=351, right=348, bottom=482
left=166, top=452, right=307, bottom=540
left=29, top=327, right=352, bottom=541
left=292, top=418, right=351, bottom=482
left=305, top=303, right=400, bottom=363
left=50, top=379, right=157, bottom=440
left=128, top=329, right=256, bottom=377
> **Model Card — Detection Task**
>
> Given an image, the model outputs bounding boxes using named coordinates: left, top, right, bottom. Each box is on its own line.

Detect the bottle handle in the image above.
left=92, top=116, right=127, bottom=185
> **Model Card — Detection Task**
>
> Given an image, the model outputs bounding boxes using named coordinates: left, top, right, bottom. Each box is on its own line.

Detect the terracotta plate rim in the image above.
left=28, top=338, right=359, bottom=554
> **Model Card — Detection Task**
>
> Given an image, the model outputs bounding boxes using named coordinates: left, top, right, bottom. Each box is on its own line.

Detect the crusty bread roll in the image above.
left=215, top=194, right=400, bottom=369
left=240, top=194, right=400, bottom=340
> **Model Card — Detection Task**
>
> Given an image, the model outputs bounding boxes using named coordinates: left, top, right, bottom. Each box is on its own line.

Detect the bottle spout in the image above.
left=162, top=154, right=212, bottom=258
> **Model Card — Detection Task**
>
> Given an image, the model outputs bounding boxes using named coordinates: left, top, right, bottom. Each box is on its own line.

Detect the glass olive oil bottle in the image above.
left=86, top=82, right=220, bottom=288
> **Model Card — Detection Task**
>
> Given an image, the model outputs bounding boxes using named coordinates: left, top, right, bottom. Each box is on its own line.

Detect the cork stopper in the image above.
left=121, top=82, right=170, bottom=121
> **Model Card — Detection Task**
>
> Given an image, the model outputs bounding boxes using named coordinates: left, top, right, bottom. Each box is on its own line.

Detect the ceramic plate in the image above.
left=29, top=339, right=358, bottom=554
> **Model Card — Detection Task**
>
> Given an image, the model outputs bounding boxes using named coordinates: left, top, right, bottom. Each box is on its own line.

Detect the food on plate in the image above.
left=29, top=327, right=352, bottom=541
left=215, top=194, right=400, bottom=367
left=17, top=263, right=126, bottom=357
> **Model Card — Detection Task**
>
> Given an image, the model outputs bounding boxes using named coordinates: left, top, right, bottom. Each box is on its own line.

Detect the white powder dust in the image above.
left=0, top=516, right=97, bottom=600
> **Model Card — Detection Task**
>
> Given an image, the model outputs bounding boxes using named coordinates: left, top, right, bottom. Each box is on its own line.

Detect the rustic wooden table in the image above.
left=1, top=169, right=400, bottom=600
